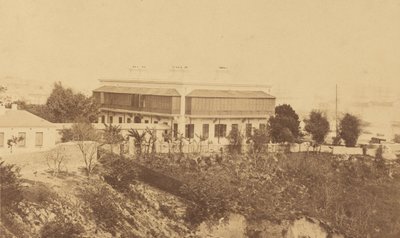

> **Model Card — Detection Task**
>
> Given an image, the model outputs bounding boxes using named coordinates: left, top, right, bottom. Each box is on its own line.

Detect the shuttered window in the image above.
left=185, top=124, right=195, bottom=139
left=214, top=124, right=227, bottom=138
left=202, top=124, right=209, bottom=139
left=35, top=132, right=43, bottom=147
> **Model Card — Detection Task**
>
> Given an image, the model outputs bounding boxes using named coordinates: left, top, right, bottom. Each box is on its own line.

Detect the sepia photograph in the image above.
left=0, top=0, right=399, bottom=237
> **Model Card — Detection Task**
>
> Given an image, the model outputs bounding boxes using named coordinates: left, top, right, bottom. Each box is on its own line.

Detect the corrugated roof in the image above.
left=0, top=109, right=55, bottom=128
left=93, top=86, right=180, bottom=96
left=187, top=89, right=275, bottom=99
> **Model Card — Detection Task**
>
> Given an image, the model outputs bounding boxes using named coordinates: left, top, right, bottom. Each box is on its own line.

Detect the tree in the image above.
left=339, top=113, right=362, bottom=147
left=71, top=123, right=100, bottom=177
left=127, top=129, right=147, bottom=157
left=246, top=127, right=270, bottom=160
left=268, top=104, right=301, bottom=143
left=102, top=124, right=124, bottom=154
left=0, top=160, right=23, bottom=211
left=46, top=145, right=68, bottom=176
left=227, top=127, right=243, bottom=154
left=304, top=110, right=330, bottom=145
left=45, top=82, right=98, bottom=123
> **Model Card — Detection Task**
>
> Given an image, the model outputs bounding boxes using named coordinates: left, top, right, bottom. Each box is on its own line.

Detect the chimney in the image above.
left=11, top=103, right=18, bottom=110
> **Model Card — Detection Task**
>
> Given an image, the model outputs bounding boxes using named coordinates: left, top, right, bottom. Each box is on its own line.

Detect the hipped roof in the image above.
left=187, top=89, right=275, bottom=99
left=0, top=109, right=55, bottom=128
left=93, top=86, right=180, bottom=97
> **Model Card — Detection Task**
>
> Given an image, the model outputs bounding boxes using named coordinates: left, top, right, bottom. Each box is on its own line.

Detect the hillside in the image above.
left=0, top=146, right=192, bottom=238
left=1, top=145, right=400, bottom=238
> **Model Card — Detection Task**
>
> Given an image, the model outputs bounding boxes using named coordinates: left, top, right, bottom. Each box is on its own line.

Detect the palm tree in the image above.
left=127, top=129, right=147, bottom=157
left=103, top=124, right=124, bottom=154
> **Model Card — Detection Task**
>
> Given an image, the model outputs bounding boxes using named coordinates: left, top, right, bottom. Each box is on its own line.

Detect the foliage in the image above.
left=102, top=124, right=124, bottom=154
left=45, top=145, right=68, bottom=176
left=100, top=156, right=139, bottom=192
left=162, top=130, right=173, bottom=155
left=17, top=82, right=98, bottom=123
left=138, top=152, right=400, bottom=238
left=79, top=183, right=122, bottom=232
left=71, top=123, right=100, bottom=177
left=15, top=101, right=55, bottom=122
left=40, top=218, right=84, bottom=238
left=144, top=128, right=157, bottom=157
left=246, top=128, right=269, bottom=156
left=304, top=110, right=330, bottom=145
left=226, top=127, right=243, bottom=154
left=374, top=145, right=386, bottom=169
left=339, top=113, right=362, bottom=147
left=127, top=129, right=147, bottom=157
left=46, top=82, right=99, bottom=123
left=6, top=135, right=24, bottom=153
left=268, top=104, right=301, bottom=143
left=59, top=128, right=74, bottom=142
left=0, top=161, right=23, bottom=211
left=179, top=170, right=236, bottom=226
left=394, top=134, right=400, bottom=143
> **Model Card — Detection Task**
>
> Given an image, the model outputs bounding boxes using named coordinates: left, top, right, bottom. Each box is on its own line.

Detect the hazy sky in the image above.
left=1, top=0, right=400, bottom=111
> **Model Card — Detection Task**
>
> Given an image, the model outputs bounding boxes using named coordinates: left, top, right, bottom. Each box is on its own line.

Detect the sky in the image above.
left=1, top=0, right=400, bottom=132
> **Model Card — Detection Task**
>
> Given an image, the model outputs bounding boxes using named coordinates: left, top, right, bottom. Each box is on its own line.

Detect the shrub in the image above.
left=59, top=128, right=73, bottom=142
left=40, top=218, right=84, bottom=238
left=374, top=145, right=386, bottom=170
left=79, top=184, right=121, bottom=232
left=339, top=113, right=362, bottom=147
left=179, top=170, right=235, bottom=226
left=247, top=128, right=269, bottom=157
left=227, top=127, right=243, bottom=154
left=101, top=157, right=139, bottom=192
left=0, top=161, right=23, bottom=212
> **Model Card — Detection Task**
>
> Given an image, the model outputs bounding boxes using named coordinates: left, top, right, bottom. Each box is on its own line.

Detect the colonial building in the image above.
left=93, top=79, right=275, bottom=144
left=0, top=104, right=57, bottom=155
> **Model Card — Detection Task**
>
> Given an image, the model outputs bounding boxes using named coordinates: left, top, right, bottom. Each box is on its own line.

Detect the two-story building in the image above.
left=93, top=79, right=276, bottom=144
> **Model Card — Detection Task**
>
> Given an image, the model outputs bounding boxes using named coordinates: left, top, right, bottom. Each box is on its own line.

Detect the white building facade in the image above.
left=0, top=105, right=57, bottom=155
left=93, top=79, right=276, bottom=145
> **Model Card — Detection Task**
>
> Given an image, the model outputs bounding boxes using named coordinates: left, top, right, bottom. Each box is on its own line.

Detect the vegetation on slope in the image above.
left=136, top=152, right=400, bottom=238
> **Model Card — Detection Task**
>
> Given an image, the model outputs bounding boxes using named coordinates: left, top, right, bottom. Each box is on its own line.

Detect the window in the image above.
left=259, top=123, right=266, bottom=131
left=214, top=124, right=227, bottom=138
left=127, top=118, right=131, bottom=123
left=119, top=117, right=123, bottom=123
left=202, top=124, right=209, bottom=139
left=101, top=115, right=105, bottom=123
left=134, top=116, right=142, bottom=123
left=144, top=120, right=149, bottom=124
left=18, top=132, right=26, bottom=147
left=0, top=132, right=4, bottom=147
left=109, top=116, right=113, bottom=124
left=35, top=132, right=43, bottom=147
left=185, top=124, right=194, bottom=139
left=232, top=124, right=239, bottom=131
left=154, top=121, right=158, bottom=124
left=246, top=123, right=252, bottom=137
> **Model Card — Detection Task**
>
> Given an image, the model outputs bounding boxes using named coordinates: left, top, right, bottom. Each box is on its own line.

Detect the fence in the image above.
left=128, top=141, right=370, bottom=156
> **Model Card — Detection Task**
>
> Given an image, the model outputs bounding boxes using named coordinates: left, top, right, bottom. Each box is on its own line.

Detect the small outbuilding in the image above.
left=0, top=104, right=56, bottom=155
